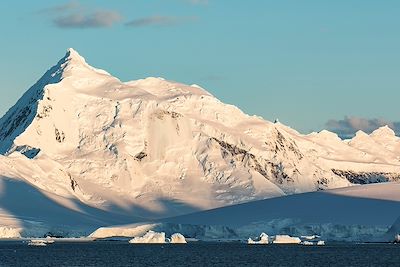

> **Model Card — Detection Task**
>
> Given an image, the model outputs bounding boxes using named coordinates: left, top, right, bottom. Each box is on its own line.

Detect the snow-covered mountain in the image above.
left=0, top=48, right=399, bottom=237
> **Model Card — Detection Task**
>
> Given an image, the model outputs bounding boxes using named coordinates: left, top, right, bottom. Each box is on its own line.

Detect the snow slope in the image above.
left=161, top=182, right=400, bottom=241
left=91, top=182, right=400, bottom=242
left=0, top=48, right=399, bottom=237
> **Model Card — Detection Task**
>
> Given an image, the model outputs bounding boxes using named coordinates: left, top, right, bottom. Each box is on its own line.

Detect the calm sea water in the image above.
left=0, top=241, right=399, bottom=267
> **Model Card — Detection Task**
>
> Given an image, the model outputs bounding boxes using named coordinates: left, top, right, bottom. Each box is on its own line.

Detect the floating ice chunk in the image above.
left=28, top=240, right=49, bottom=246
left=301, top=235, right=320, bottom=240
left=301, top=241, right=314, bottom=246
left=129, top=231, right=166, bottom=244
left=272, top=235, right=301, bottom=244
left=317, top=241, right=326, bottom=246
left=248, top=238, right=255, bottom=244
left=29, top=239, right=55, bottom=245
left=248, top=233, right=269, bottom=244
left=170, top=233, right=187, bottom=244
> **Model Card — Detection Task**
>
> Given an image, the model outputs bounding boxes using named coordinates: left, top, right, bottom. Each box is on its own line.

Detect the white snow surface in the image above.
left=0, top=48, right=399, bottom=237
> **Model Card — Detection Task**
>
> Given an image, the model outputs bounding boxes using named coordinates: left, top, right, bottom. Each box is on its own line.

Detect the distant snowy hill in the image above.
left=92, top=183, right=400, bottom=242
left=0, top=49, right=399, bottom=237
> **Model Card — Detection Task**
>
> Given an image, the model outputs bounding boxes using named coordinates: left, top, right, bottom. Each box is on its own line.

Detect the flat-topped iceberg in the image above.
left=273, top=235, right=301, bottom=244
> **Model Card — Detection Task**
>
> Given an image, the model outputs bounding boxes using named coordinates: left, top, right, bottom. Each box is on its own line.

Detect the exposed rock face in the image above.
left=332, top=169, right=400, bottom=184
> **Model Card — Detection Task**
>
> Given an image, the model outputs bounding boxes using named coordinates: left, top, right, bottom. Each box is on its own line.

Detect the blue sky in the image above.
left=0, top=0, right=399, bottom=135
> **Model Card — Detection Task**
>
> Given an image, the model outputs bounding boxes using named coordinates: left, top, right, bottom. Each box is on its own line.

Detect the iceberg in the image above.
left=272, top=235, right=301, bottom=244
left=27, top=239, right=53, bottom=246
left=129, top=231, right=166, bottom=244
left=248, top=233, right=269, bottom=244
left=170, top=233, right=187, bottom=244
left=301, top=235, right=320, bottom=240
left=0, top=226, right=22, bottom=238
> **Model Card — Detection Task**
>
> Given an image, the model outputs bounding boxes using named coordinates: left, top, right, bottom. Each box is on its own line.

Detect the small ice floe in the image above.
left=248, top=233, right=269, bottom=245
left=272, top=235, right=301, bottom=244
left=317, top=241, right=326, bottom=246
left=301, top=235, right=321, bottom=240
left=170, top=233, right=187, bottom=244
left=28, top=239, right=54, bottom=247
left=301, top=241, right=314, bottom=246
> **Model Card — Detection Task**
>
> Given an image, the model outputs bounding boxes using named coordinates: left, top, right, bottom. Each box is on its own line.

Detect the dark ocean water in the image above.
left=0, top=241, right=399, bottom=267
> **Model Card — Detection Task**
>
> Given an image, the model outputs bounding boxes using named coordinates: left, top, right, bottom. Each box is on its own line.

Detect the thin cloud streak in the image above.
left=54, top=11, right=122, bottom=28
left=125, top=16, right=197, bottom=27
left=38, top=1, right=122, bottom=29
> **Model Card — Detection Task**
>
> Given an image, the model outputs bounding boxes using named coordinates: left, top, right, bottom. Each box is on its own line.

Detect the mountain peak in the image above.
left=66, top=48, right=85, bottom=62
left=350, top=130, right=370, bottom=142
left=60, top=48, right=110, bottom=77
left=370, top=125, right=396, bottom=138
left=63, top=48, right=89, bottom=68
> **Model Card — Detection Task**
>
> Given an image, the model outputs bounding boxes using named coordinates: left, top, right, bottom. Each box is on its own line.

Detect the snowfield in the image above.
left=0, top=48, right=399, bottom=239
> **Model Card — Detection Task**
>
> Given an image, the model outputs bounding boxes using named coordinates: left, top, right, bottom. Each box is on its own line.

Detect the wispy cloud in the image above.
left=38, top=1, right=122, bottom=29
left=54, top=11, right=122, bottom=28
left=325, top=116, right=400, bottom=138
left=125, top=16, right=197, bottom=27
